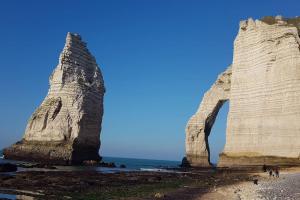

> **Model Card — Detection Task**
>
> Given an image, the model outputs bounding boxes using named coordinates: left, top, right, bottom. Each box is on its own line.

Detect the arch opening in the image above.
left=205, top=100, right=229, bottom=165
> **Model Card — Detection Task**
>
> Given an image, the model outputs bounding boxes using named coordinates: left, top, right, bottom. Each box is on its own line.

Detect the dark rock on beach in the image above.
left=82, top=160, right=116, bottom=168
left=17, top=163, right=57, bottom=169
left=100, top=161, right=116, bottom=168
left=180, top=157, right=191, bottom=168
left=120, top=164, right=126, bottom=168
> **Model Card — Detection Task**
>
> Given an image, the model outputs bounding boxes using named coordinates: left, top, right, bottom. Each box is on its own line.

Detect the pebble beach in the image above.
left=200, top=168, right=300, bottom=200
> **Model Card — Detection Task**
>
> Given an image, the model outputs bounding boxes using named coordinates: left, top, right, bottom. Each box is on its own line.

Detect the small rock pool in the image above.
left=0, top=193, right=16, bottom=199
left=0, top=193, right=34, bottom=200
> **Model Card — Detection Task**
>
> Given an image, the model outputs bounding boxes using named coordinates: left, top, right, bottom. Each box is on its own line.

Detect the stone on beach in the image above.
left=3, top=33, right=105, bottom=165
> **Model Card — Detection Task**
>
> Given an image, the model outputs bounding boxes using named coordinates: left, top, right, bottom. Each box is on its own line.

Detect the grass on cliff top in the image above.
left=260, top=16, right=300, bottom=32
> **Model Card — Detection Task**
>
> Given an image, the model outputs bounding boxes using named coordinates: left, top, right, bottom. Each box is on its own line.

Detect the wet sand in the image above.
left=0, top=168, right=253, bottom=200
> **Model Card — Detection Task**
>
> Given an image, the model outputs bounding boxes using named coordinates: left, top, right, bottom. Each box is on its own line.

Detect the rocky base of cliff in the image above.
left=186, top=154, right=212, bottom=167
left=3, top=140, right=100, bottom=165
left=218, top=153, right=300, bottom=168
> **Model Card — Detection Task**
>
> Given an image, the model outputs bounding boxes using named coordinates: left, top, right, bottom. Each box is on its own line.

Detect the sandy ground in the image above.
left=200, top=167, right=300, bottom=200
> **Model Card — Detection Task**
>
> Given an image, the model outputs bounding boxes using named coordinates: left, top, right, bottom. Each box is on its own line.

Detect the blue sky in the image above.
left=0, top=0, right=299, bottom=162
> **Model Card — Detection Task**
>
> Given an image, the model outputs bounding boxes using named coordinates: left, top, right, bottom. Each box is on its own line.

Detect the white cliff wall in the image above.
left=24, top=33, right=105, bottom=148
left=219, top=18, right=300, bottom=166
left=4, top=33, right=105, bottom=164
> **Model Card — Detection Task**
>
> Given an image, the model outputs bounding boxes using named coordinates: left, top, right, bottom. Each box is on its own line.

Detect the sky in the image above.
left=0, top=0, right=299, bottom=163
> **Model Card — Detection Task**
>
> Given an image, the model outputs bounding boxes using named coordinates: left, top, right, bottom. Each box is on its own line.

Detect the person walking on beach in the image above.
left=269, top=169, right=273, bottom=177
left=275, top=168, right=279, bottom=178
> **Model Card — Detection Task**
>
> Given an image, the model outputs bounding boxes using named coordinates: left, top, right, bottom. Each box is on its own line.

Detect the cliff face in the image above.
left=186, top=66, right=231, bottom=167
left=4, top=33, right=105, bottom=164
left=186, top=16, right=300, bottom=167
left=219, top=17, right=300, bottom=166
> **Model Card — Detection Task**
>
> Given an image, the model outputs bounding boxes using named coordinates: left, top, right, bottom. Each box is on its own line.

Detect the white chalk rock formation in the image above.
left=186, top=66, right=231, bottom=167
left=186, top=16, right=300, bottom=167
left=4, top=33, right=105, bottom=164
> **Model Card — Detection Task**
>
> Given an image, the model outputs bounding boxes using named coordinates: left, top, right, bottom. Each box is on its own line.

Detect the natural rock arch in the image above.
left=186, top=17, right=300, bottom=168
left=186, top=66, right=231, bottom=167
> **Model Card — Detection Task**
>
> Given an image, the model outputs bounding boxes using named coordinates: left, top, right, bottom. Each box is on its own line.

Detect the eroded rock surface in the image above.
left=186, top=16, right=300, bottom=167
left=4, top=33, right=105, bottom=164
left=219, top=17, right=300, bottom=167
left=186, top=66, right=231, bottom=167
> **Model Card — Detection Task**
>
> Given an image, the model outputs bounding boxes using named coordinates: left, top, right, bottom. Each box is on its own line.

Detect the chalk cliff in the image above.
left=186, top=66, right=231, bottom=167
left=186, top=16, right=300, bottom=167
left=4, top=33, right=105, bottom=164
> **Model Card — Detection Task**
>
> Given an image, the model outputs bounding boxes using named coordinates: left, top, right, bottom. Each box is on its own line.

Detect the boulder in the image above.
left=99, top=162, right=116, bottom=168
left=119, top=164, right=126, bottom=168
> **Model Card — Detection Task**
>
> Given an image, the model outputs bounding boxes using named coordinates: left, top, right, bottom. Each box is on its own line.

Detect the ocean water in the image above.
left=0, top=150, right=181, bottom=173
left=102, top=156, right=181, bottom=171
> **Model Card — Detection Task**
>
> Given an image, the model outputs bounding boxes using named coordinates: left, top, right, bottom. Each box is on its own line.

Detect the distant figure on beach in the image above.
left=253, top=179, right=258, bottom=185
left=275, top=168, right=279, bottom=178
left=269, top=170, right=273, bottom=177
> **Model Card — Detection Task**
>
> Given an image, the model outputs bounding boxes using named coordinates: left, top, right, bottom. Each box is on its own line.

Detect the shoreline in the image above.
left=1, top=158, right=300, bottom=199
left=0, top=166, right=257, bottom=200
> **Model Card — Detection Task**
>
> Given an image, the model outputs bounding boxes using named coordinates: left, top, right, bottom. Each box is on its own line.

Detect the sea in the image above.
left=0, top=150, right=181, bottom=173
left=102, top=156, right=181, bottom=172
